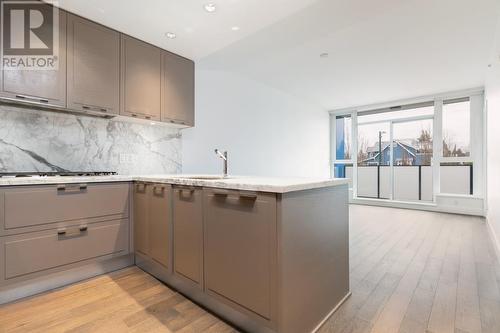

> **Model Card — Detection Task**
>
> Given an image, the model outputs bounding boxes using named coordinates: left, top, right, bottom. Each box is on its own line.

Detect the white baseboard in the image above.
left=486, top=217, right=500, bottom=264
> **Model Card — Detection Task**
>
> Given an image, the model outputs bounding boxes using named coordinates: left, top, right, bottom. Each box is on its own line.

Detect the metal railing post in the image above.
left=377, top=165, right=380, bottom=199
left=418, top=165, right=422, bottom=200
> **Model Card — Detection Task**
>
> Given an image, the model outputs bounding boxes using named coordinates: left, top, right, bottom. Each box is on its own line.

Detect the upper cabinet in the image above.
left=67, top=14, right=120, bottom=115
left=0, top=1, right=195, bottom=126
left=121, top=35, right=161, bottom=121
left=161, top=52, right=195, bottom=126
left=0, top=4, right=67, bottom=107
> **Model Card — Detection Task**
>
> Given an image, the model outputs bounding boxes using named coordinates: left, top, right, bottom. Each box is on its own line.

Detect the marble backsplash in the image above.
left=0, top=105, right=182, bottom=175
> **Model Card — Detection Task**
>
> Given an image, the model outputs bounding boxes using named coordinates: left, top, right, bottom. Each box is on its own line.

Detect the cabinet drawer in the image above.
left=1, top=183, right=129, bottom=231
left=2, top=219, right=129, bottom=280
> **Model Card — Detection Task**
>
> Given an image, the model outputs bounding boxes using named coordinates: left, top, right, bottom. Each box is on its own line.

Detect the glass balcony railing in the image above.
left=336, top=164, right=473, bottom=202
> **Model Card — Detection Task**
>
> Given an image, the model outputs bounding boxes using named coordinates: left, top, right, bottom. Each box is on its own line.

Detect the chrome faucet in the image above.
left=214, top=149, right=228, bottom=178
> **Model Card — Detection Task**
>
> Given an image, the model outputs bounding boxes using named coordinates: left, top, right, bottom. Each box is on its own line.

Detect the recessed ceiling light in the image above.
left=165, top=32, right=176, bottom=39
left=320, top=52, right=329, bottom=58
left=231, top=26, right=240, bottom=31
left=204, top=3, right=216, bottom=13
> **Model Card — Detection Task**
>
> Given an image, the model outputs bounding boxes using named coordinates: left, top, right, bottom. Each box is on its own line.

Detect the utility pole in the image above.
left=377, top=131, right=386, bottom=199
left=379, top=131, right=383, bottom=165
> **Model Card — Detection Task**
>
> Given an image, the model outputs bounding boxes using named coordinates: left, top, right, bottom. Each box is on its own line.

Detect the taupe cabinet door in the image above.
left=0, top=4, right=66, bottom=106
left=161, top=52, right=195, bottom=126
left=173, top=187, right=203, bottom=286
left=149, top=184, right=170, bottom=268
left=133, top=183, right=171, bottom=268
left=133, top=183, right=150, bottom=256
left=203, top=190, right=277, bottom=319
left=67, top=14, right=120, bottom=114
left=121, top=36, right=161, bottom=121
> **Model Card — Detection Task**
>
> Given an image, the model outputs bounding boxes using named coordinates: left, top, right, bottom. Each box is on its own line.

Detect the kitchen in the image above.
left=1, top=1, right=500, bottom=333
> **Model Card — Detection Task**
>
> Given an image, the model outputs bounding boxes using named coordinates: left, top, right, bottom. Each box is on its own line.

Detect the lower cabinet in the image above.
left=0, top=219, right=129, bottom=284
left=137, top=184, right=278, bottom=325
left=173, top=186, right=203, bottom=286
left=0, top=182, right=132, bottom=290
left=203, top=189, right=277, bottom=320
left=133, top=182, right=171, bottom=269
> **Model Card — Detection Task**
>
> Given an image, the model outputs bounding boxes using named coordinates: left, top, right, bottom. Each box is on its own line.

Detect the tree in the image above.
left=443, top=137, right=452, bottom=157
left=417, top=128, right=433, bottom=165
left=442, top=132, right=468, bottom=157
left=357, top=137, right=369, bottom=165
left=343, top=121, right=352, bottom=160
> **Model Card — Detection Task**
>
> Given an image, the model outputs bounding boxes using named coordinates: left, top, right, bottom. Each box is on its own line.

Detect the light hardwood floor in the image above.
left=1, top=205, right=499, bottom=333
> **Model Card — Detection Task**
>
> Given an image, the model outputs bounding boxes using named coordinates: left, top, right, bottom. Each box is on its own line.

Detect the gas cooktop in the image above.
left=0, top=172, right=118, bottom=178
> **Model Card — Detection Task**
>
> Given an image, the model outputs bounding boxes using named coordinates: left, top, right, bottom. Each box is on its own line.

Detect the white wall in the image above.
left=486, top=14, right=500, bottom=254
left=182, top=69, right=330, bottom=178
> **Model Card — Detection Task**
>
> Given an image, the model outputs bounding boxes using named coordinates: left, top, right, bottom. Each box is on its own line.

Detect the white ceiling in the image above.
left=52, top=0, right=318, bottom=60
left=53, top=0, right=500, bottom=110
left=199, top=0, right=500, bottom=109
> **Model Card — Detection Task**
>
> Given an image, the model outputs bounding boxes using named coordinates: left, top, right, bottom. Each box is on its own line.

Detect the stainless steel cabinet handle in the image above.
left=82, top=105, right=108, bottom=113
left=57, top=184, right=88, bottom=192
left=239, top=191, right=258, bottom=199
left=180, top=188, right=194, bottom=195
left=16, top=94, right=49, bottom=103
left=145, top=116, right=151, bottom=120
left=178, top=187, right=195, bottom=196
left=175, top=185, right=196, bottom=196
left=57, top=226, right=88, bottom=237
left=153, top=185, right=166, bottom=195
left=135, top=182, right=147, bottom=192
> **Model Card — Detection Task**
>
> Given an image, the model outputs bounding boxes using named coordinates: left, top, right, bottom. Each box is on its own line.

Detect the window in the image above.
left=358, top=105, right=434, bottom=124
left=330, top=89, right=484, bottom=213
left=333, top=163, right=352, bottom=178
left=442, top=98, right=470, bottom=157
left=440, top=162, right=473, bottom=195
left=357, top=122, right=390, bottom=166
left=355, top=106, right=434, bottom=201
left=335, top=115, right=352, bottom=160
left=392, top=118, right=433, bottom=202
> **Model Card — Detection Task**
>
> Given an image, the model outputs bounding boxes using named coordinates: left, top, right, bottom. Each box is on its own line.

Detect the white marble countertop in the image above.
left=0, top=174, right=349, bottom=193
